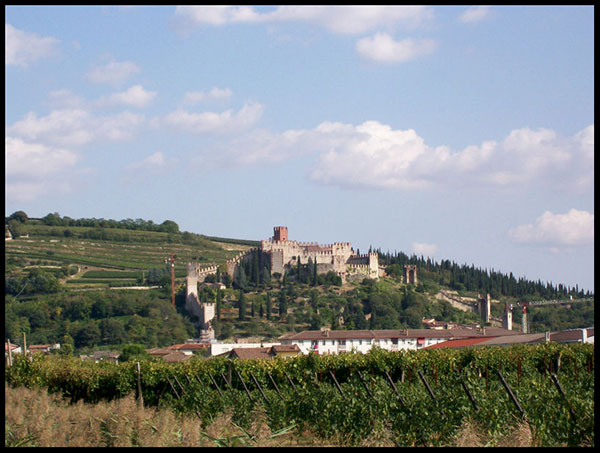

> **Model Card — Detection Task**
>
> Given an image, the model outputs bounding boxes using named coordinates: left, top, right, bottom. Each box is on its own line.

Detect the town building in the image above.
left=278, top=327, right=521, bottom=355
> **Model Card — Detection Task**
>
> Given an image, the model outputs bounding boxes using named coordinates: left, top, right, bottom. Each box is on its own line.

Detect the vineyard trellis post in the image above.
left=329, top=370, right=345, bottom=398
left=418, top=370, right=444, bottom=416
left=356, top=369, right=373, bottom=398
left=283, top=370, right=297, bottom=391
left=136, top=362, right=143, bottom=408
left=206, top=372, right=224, bottom=397
left=496, top=370, right=525, bottom=418
left=267, top=372, right=282, bottom=399
left=249, top=371, right=269, bottom=405
left=460, top=377, right=478, bottom=412
left=235, top=369, right=254, bottom=402
left=550, top=373, right=577, bottom=423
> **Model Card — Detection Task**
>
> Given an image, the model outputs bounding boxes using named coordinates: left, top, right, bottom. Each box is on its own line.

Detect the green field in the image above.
left=5, top=224, right=253, bottom=282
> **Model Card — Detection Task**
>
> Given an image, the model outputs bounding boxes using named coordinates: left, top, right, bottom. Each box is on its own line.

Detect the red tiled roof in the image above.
left=549, top=328, right=593, bottom=342
left=167, top=343, right=209, bottom=350
left=271, top=344, right=301, bottom=353
left=423, top=337, right=491, bottom=349
left=283, top=327, right=520, bottom=341
left=162, top=351, right=193, bottom=362
left=229, top=347, right=272, bottom=360
left=28, top=344, right=51, bottom=349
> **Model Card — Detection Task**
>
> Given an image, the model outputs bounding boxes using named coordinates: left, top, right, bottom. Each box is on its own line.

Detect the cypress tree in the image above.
left=266, top=292, right=272, bottom=320
left=216, top=288, right=222, bottom=321
left=238, top=290, right=246, bottom=321
left=259, top=302, right=264, bottom=318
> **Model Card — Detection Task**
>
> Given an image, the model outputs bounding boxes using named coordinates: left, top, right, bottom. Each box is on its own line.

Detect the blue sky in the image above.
left=5, top=6, right=594, bottom=292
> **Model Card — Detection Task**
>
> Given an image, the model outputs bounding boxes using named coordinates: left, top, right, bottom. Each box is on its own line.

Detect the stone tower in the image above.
left=404, top=264, right=418, bottom=284
left=503, top=302, right=513, bottom=330
left=273, top=226, right=288, bottom=242
left=478, top=293, right=491, bottom=324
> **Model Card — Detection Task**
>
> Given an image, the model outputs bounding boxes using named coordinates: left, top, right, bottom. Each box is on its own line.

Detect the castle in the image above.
left=185, top=226, right=380, bottom=341
left=261, top=226, right=379, bottom=281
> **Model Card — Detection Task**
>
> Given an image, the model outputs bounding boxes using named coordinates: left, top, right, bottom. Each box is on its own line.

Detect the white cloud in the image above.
left=164, top=102, right=263, bottom=135
left=126, top=151, right=177, bottom=173
left=6, top=109, right=145, bottom=147
left=5, top=23, right=59, bottom=67
left=45, top=89, right=86, bottom=109
left=104, top=84, right=157, bottom=108
left=5, top=136, right=81, bottom=202
left=508, top=209, right=594, bottom=246
left=356, top=33, right=436, bottom=63
left=184, top=87, right=233, bottom=104
left=411, top=242, right=438, bottom=257
left=86, top=59, right=140, bottom=86
left=173, top=5, right=432, bottom=34
left=307, top=122, right=594, bottom=191
left=458, top=6, right=491, bottom=23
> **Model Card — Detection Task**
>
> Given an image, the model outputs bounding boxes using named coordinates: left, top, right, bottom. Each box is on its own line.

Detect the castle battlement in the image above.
left=262, top=226, right=378, bottom=281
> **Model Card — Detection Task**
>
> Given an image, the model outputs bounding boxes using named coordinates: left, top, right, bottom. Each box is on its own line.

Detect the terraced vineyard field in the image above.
left=5, top=224, right=256, bottom=289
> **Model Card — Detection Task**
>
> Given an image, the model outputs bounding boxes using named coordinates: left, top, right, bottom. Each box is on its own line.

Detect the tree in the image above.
left=7, top=219, right=23, bottom=238
left=266, top=292, right=272, bottom=320
left=278, top=291, right=288, bottom=319
left=259, top=302, right=264, bottom=318
left=216, top=288, right=222, bottom=321
left=120, top=344, right=150, bottom=362
left=159, top=220, right=179, bottom=234
left=42, top=212, right=63, bottom=226
left=238, top=290, right=246, bottom=321
left=8, top=210, right=28, bottom=223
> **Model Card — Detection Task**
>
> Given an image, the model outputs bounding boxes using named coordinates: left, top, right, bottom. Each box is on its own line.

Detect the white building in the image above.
left=278, top=327, right=521, bottom=355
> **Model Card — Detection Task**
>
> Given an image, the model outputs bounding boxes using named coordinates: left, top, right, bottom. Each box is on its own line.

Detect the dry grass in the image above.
left=6, top=384, right=551, bottom=447
left=4, top=384, right=355, bottom=447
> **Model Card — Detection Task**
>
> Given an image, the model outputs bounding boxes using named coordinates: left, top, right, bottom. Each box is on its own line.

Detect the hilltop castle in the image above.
left=261, top=226, right=379, bottom=281
left=185, top=226, right=380, bottom=341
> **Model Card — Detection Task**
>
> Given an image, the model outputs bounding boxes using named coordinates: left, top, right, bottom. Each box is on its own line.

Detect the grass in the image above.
left=5, top=225, right=252, bottom=278
left=5, top=383, right=555, bottom=447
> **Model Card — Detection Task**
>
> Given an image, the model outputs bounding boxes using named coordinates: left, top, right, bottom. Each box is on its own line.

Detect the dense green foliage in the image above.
left=381, top=250, right=592, bottom=300
left=5, top=344, right=594, bottom=446
left=5, top=210, right=594, bottom=351
left=4, top=290, right=196, bottom=349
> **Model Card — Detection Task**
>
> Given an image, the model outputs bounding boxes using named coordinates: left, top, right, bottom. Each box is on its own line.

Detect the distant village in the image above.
left=5, top=225, right=594, bottom=366
left=6, top=325, right=594, bottom=366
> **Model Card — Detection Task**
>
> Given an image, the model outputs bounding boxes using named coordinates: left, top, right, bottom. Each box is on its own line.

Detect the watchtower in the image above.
left=404, top=264, right=418, bottom=284
left=273, top=226, right=288, bottom=242
left=478, top=293, right=491, bottom=324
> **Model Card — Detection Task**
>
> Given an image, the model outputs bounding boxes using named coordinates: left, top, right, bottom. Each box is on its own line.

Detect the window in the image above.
left=339, top=340, right=346, bottom=346
left=392, top=338, right=398, bottom=345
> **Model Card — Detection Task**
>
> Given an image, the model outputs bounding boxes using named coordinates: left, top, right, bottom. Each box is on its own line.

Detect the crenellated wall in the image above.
left=261, top=227, right=377, bottom=280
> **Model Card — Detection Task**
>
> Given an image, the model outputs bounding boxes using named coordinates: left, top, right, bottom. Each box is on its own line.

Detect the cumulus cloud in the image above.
left=163, top=102, right=263, bottom=135
left=307, top=122, right=593, bottom=191
left=188, top=119, right=593, bottom=194
left=508, top=209, right=594, bottom=246
left=102, top=84, right=157, bottom=108
left=86, top=59, right=140, bottom=86
left=5, top=23, right=59, bottom=67
left=5, top=136, right=82, bottom=202
left=126, top=151, right=177, bottom=172
left=6, top=109, right=145, bottom=147
left=458, top=6, right=491, bottom=23
left=356, top=33, right=436, bottom=63
left=173, top=5, right=432, bottom=34
left=411, top=242, right=438, bottom=257
left=184, top=87, right=232, bottom=104
left=45, top=89, right=86, bottom=109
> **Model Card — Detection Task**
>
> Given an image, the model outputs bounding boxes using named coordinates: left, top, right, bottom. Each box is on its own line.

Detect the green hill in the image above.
left=4, top=213, right=594, bottom=354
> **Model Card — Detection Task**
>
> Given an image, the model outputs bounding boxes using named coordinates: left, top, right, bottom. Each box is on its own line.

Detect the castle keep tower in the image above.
left=273, top=226, right=288, bottom=242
